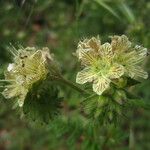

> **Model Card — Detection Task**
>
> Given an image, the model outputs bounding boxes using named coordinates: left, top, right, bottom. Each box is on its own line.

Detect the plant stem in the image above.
left=102, top=129, right=110, bottom=150
left=60, top=76, right=89, bottom=95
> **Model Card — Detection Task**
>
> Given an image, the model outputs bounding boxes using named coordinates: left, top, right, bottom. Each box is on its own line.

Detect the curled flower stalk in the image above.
left=1, top=46, right=61, bottom=107
left=0, top=45, right=89, bottom=123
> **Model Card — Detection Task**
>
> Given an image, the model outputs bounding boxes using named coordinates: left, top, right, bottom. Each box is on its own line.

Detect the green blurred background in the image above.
left=0, top=0, right=149, bottom=150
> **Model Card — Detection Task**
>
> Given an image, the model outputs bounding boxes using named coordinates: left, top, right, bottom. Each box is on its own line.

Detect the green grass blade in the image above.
left=118, top=2, right=135, bottom=23
left=93, top=0, right=120, bottom=19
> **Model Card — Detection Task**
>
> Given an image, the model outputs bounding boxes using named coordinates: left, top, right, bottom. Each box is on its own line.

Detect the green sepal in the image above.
left=113, top=77, right=140, bottom=89
left=125, top=90, right=140, bottom=100
left=125, top=99, right=150, bottom=110
left=124, top=90, right=150, bottom=110
left=126, top=77, right=141, bottom=87
left=82, top=93, right=124, bottom=125
left=23, top=80, right=63, bottom=124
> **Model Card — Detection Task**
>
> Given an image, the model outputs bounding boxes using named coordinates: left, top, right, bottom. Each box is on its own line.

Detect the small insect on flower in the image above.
left=76, top=35, right=148, bottom=95
left=76, top=37, right=124, bottom=95
left=1, top=46, right=55, bottom=107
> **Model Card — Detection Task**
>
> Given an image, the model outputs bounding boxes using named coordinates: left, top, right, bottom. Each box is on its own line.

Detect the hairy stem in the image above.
left=60, top=76, right=89, bottom=95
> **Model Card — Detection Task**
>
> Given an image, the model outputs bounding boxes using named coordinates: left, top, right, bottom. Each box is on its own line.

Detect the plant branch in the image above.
left=59, top=76, right=89, bottom=95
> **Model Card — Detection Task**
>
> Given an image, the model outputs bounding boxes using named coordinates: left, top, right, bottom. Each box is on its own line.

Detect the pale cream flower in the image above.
left=76, top=35, right=148, bottom=95
left=2, top=47, right=53, bottom=107
left=76, top=38, right=124, bottom=95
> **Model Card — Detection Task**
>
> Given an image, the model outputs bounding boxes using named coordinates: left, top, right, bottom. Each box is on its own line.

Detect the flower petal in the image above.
left=87, top=36, right=101, bottom=52
left=76, top=37, right=101, bottom=62
left=77, top=37, right=101, bottom=54
left=93, top=77, right=110, bottom=95
left=135, top=45, right=147, bottom=57
left=133, top=45, right=148, bottom=64
left=108, top=63, right=124, bottom=79
left=7, top=63, right=15, bottom=72
left=126, top=66, right=148, bottom=79
left=76, top=67, right=95, bottom=84
left=111, top=35, right=131, bottom=52
left=76, top=42, right=92, bottom=60
left=100, top=43, right=113, bottom=58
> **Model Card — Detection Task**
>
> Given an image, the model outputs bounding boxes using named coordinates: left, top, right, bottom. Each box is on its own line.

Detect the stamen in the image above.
left=8, top=43, right=18, bottom=56
left=18, top=44, right=24, bottom=50
left=0, top=86, right=5, bottom=88
left=0, top=79, right=15, bottom=82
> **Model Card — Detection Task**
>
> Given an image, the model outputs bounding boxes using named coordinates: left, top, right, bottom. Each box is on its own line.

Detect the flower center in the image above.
left=92, top=59, right=110, bottom=76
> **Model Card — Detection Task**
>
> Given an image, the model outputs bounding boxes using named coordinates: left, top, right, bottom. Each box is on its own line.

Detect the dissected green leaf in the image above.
left=23, top=80, right=63, bottom=124
left=82, top=92, right=125, bottom=125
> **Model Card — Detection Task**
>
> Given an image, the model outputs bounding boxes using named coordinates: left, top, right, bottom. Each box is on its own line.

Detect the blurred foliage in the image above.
left=0, top=0, right=150, bottom=150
